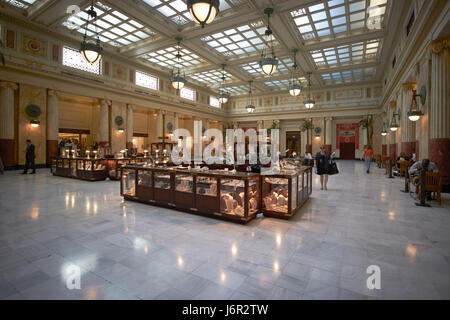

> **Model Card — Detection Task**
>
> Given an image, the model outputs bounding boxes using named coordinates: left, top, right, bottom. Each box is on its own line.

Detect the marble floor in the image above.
left=0, top=161, right=449, bottom=300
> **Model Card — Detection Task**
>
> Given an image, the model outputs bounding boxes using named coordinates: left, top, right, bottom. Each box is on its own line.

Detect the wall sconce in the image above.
left=115, top=116, right=124, bottom=133
left=30, top=119, right=40, bottom=128
left=389, top=110, right=400, bottom=132
left=314, top=126, right=322, bottom=139
left=408, top=86, right=426, bottom=122
left=25, top=104, right=41, bottom=128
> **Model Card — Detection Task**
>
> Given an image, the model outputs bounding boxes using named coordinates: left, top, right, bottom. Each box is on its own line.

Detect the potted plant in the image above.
left=301, top=119, right=314, bottom=153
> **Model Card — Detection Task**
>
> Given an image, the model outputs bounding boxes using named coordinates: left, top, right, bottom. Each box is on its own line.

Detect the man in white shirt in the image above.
left=409, top=158, right=438, bottom=177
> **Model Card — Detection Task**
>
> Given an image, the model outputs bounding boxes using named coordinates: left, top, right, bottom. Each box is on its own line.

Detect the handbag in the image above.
left=328, top=160, right=339, bottom=175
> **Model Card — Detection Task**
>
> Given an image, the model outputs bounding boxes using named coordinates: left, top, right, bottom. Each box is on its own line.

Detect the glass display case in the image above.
left=121, top=168, right=136, bottom=197
left=262, top=166, right=312, bottom=218
left=53, top=157, right=108, bottom=181
left=120, top=166, right=261, bottom=224
left=120, top=165, right=312, bottom=223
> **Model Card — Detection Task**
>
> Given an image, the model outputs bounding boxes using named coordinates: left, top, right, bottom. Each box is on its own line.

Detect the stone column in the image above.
left=99, top=99, right=110, bottom=147
left=174, top=112, right=179, bottom=131
left=46, top=90, right=59, bottom=164
left=401, top=83, right=416, bottom=157
left=156, top=110, right=164, bottom=139
left=301, top=127, right=307, bottom=155
left=0, top=81, right=18, bottom=167
left=257, top=120, right=263, bottom=131
left=389, top=102, right=397, bottom=161
left=324, top=117, right=332, bottom=153
left=126, top=104, right=134, bottom=148
left=430, top=38, right=450, bottom=185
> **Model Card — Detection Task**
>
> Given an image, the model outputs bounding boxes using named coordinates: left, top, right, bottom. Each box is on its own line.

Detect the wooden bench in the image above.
left=425, top=172, right=443, bottom=205
left=398, top=160, right=412, bottom=177
left=381, top=156, right=390, bottom=168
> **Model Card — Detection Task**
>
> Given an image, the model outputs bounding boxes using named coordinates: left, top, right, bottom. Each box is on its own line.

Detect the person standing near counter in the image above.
left=22, top=139, right=36, bottom=174
left=315, top=145, right=330, bottom=190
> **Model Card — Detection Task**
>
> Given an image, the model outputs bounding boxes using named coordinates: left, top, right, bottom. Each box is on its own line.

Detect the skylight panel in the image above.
left=62, top=2, right=160, bottom=48
left=140, top=45, right=209, bottom=70
left=201, top=20, right=278, bottom=58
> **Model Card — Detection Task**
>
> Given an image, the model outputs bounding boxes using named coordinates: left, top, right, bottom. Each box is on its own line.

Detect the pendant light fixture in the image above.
left=246, top=80, right=255, bottom=113
left=169, top=37, right=187, bottom=90
left=288, top=49, right=302, bottom=97
left=187, top=0, right=220, bottom=28
left=259, top=8, right=278, bottom=76
left=304, top=72, right=315, bottom=109
left=408, top=87, right=426, bottom=122
left=217, top=64, right=230, bottom=104
left=80, top=0, right=103, bottom=64
left=381, top=122, right=387, bottom=136
left=389, top=111, right=400, bottom=132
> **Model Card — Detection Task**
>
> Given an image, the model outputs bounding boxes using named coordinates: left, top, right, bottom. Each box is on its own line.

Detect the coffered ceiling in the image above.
left=2, top=0, right=403, bottom=96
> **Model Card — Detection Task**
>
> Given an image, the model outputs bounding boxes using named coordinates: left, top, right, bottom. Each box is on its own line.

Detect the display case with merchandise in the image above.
left=53, top=157, right=108, bottom=181
left=262, top=166, right=312, bottom=218
left=174, top=172, right=194, bottom=210
left=153, top=169, right=173, bottom=205
left=121, top=168, right=136, bottom=197
left=120, top=165, right=261, bottom=223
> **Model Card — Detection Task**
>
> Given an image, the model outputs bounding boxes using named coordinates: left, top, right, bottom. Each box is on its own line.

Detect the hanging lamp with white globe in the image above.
left=288, top=49, right=303, bottom=97
left=304, top=72, right=315, bottom=109
left=245, top=80, right=255, bottom=113
left=187, top=0, right=220, bottom=28
left=389, top=112, right=400, bottom=131
left=80, top=0, right=103, bottom=64
left=217, top=64, right=230, bottom=104
left=259, top=8, right=278, bottom=76
left=169, top=38, right=187, bottom=90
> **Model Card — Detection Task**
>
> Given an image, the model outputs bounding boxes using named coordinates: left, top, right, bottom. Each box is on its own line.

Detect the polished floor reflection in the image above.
left=0, top=161, right=449, bottom=300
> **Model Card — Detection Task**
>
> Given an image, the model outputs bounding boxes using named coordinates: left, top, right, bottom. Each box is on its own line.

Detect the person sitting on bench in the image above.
left=409, top=159, right=438, bottom=196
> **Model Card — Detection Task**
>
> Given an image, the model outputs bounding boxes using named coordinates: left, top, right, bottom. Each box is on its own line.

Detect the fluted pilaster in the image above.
left=430, top=38, right=450, bottom=139
left=0, top=81, right=18, bottom=140
left=99, top=99, right=110, bottom=144
left=126, top=104, right=134, bottom=143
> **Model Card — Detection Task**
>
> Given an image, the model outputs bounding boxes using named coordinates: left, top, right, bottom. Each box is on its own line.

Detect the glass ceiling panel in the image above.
left=4, top=0, right=41, bottom=9
left=139, top=46, right=210, bottom=70
left=264, top=77, right=307, bottom=90
left=310, top=39, right=381, bottom=69
left=188, top=69, right=238, bottom=86
left=200, top=20, right=279, bottom=58
left=320, top=67, right=376, bottom=84
left=222, top=85, right=249, bottom=95
left=62, top=2, right=161, bottom=48
left=290, top=0, right=389, bottom=43
left=240, top=57, right=294, bottom=78
left=140, top=0, right=235, bottom=25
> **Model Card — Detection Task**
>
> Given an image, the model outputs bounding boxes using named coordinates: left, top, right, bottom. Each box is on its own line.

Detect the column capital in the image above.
left=389, top=100, right=396, bottom=108
left=325, top=117, right=333, bottom=121
left=0, top=81, right=18, bottom=90
left=157, top=109, right=165, bottom=116
left=127, top=104, right=134, bottom=110
left=402, top=82, right=416, bottom=91
left=100, top=99, right=111, bottom=107
left=432, top=37, right=450, bottom=54
left=48, top=89, right=59, bottom=97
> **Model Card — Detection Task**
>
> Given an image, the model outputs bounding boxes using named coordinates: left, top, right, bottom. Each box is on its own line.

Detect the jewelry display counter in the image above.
left=262, top=167, right=312, bottom=219
left=120, top=165, right=261, bottom=223
left=53, top=157, right=108, bottom=181
left=107, top=157, right=151, bottom=180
